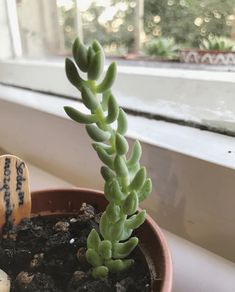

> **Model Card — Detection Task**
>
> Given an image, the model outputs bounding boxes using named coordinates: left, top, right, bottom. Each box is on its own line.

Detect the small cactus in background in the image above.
left=200, top=36, right=235, bottom=52
left=144, top=37, right=179, bottom=59
left=64, top=38, right=152, bottom=278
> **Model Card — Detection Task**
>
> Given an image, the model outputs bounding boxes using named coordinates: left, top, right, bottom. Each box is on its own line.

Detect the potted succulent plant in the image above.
left=180, top=35, right=235, bottom=65
left=144, top=37, right=179, bottom=61
left=0, top=38, right=172, bottom=291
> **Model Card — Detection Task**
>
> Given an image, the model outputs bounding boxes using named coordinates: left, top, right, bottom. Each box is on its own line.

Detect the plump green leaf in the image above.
left=87, top=229, right=101, bottom=251
left=91, top=266, right=109, bottom=279
left=106, top=94, right=119, bottom=124
left=99, top=212, right=109, bottom=239
left=93, top=145, right=114, bottom=169
left=104, top=177, right=126, bottom=203
left=125, top=210, right=146, bottom=230
left=73, top=38, right=88, bottom=72
left=81, top=85, right=99, bottom=110
left=127, top=140, right=142, bottom=166
left=115, top=133, right=129, bottom=155
left=113, top=237, right=138, bottom=259
left=129, top=167, right=146, bottom=191
left=65, top=58, right=84, bottom=90
left=101, top=90, right=111, bottom=111
left=92, top=142, right=114, bottom=155
left=117, top=109, right=128, bottom=135
left=88, top=51, right=104, bottom=80
left=138, top=178, right=152, bottom=202
left=105, top=259, right=134, bottom=273
left=87, top=46, right=96, bottom=67
left=86, top=248, right=103, bottom=267
left=114, top=155, right=129, bottom=177
left=106, top=202, right=120, bottom=223
left=92, top=40, right=103, bottom=52
left=122, top=191, right=138, bottom=215
left=92, top=266, right=109, bottom=278
left=64, top=106, right=97, bottom=124
left=86, top=125, right=110, bottom=142
left=100, top=166, right=115, bottom=181
left=96, top=62, right=117, bottom=93
left=98, top=240, right=112, bottom=260
left=110, top=218, right=125, bottom=242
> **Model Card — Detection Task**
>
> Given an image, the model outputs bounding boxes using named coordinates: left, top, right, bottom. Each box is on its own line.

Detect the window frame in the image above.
left=1, top=58, right=235, bottom=135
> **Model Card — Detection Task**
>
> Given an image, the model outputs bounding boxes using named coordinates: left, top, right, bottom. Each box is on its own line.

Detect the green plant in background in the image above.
left=144, top=37, right=179, bottom=59
left=200, top=35, right=235, bottom=51
left=64, top=38, right=152, bottom=278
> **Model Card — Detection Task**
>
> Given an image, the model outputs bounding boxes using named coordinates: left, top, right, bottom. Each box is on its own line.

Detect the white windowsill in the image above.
left=1, top=59, right=235, bottom=133
left=0, top=84, right=235, bottom=170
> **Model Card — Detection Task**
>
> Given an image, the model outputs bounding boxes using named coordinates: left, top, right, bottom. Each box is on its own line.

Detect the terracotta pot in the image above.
left=31, top=188, right=173, bottom=292
left=180, top=48, right=235, bottom=65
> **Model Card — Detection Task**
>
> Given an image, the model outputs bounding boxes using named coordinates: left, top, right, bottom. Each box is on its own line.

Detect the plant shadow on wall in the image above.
left=0, top=39, right=172, bottom=292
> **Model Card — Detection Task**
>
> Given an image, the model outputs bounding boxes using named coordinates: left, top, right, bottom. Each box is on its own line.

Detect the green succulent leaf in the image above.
left=86, top=124, right=110, bottom=142
left=125, top=210, right=146, bottom=230
left=106, top=202, right=121, bottom=223
left=101, top=90, right=111, bottom=111
left=127, top=140, right=142, bottom=166
left=110, top=218, right=125, bottom=242
left=122, top=191, right=139, bottom=215
left=65, top=58, right=84, bottom=90
left=88, top=51, right=104, bottom=80
left=92, top=266, right=109, bottom=278
left=106, top=94, right=119, bottom=124
left=105, top=259, right=134, bottom=273
left=99, top=212, right=110, bottom=239
left=98, top=240, right=112, bottom=260
left=86, top=248, right=103, bottom=267
left=64, top=106, right=97, bottom=124
left=73, top=38, right=88, bottom=72
left=117, top=109, right=128, bottom=135
left=93, top=145, right=114, bottom=169
left=100, top=166, right=115, bottom=181
left=115, top=133, right=129, bottom=155
left=87, top=46, right=96, bottom=67
left=138, top=178, right=152, bottom=202
left=92, top=142, right=113, bottom=155
left=81, top=85, right=99, bottom=110
left=96, top=62, right=117, bottom=93
left=92, top=40, right=103, bottom=52
left=87, top=229, right=101, bottom=251
left=113, top=237, right=138, bottom=259
left=104, top=177, right=126, bottom=202
left=129, top=167, right=146, bottom=191
left=114, top=155, right=129, bottom=177
left=120, top=226, right=133, bottom=241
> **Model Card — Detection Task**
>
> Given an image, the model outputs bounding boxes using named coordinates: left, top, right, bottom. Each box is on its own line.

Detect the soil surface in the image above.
left=0, top=203, right=151, bottom=291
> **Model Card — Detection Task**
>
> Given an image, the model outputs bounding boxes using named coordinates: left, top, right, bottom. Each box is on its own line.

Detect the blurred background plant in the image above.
left=200, top=35, right=235, bottom=51
left=144, top=37, right=179, bottom=59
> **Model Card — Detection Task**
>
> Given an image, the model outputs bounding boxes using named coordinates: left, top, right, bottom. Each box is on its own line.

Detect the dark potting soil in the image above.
left=0, top=203, right=151, bottom=292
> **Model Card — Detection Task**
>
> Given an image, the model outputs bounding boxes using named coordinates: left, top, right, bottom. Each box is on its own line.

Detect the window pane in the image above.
left=0, top=0, right=13, bottom=59
left=16, top=0, right=61, bottom=58
left=144, top=0, right=234, bottom=47
left=81, top=0, right=136, bottom=56
left=3, top=0, right=233, bottom=61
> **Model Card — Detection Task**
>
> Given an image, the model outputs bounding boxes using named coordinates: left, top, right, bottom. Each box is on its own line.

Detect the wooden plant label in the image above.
left=0, top=155, right=31, bottom=229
